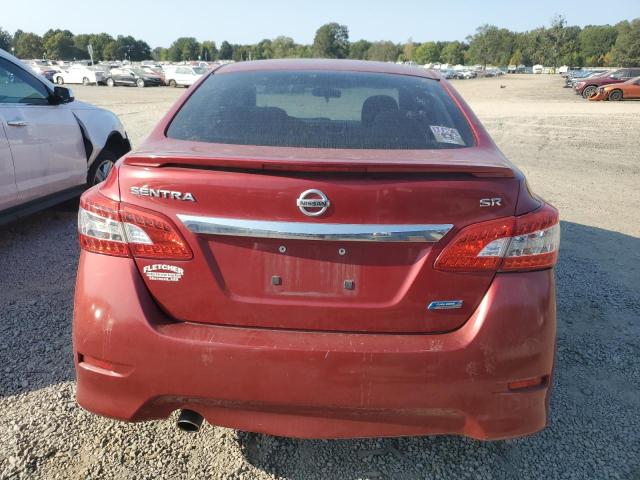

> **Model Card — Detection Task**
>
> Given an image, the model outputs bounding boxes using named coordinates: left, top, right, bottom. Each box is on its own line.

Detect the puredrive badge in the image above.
left=143, top=264, right=184, bottom=282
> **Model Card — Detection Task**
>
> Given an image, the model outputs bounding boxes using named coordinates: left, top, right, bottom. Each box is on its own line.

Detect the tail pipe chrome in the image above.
left=177, top=409, right=203, bottom=432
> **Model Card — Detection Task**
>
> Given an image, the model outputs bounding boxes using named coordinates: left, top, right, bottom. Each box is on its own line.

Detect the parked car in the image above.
left=74, top=59, right=560, bottom=441
left=105, top=68, right=163, bottom=88
left=574, top=68, right=640, bottom=98
left=140, top=65, right=166, bottom=85
left=26, top=60, right=58, bottom=81
left=589, top=76, right=640, bottom=101
left=163, top=65, right=206, bottom=87
left=0, top=49, right=131, bottom=225
left=564, top=70, right=599, bottom=87
left=53, top=64, right=107, bottom=86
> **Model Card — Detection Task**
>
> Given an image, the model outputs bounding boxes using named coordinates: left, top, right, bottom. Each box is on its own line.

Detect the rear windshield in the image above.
left=166, top=70, right=475, bottom=150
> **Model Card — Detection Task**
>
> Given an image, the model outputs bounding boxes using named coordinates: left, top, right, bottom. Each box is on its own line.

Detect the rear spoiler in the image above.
left=123, top=154, right=515, bottom=178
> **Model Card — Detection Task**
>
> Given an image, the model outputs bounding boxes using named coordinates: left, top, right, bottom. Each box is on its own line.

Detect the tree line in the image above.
left=1, top=17, right=639, bottom=67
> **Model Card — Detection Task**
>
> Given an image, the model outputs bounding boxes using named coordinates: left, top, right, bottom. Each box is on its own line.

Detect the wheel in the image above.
left=608, top=89, right=623, bottom=101
left=136, top=78, right=145, bottom=88
left=82, top=77, right=90, bottom=86
left=106, top=77, right=115, bottom=87
left=56, top=76, right=64, bottom=85
left=582, top=85, right=597, bottom=99
left=87, top=150, right=117, bottom=185
left=168, top=79, right=177, bottom=87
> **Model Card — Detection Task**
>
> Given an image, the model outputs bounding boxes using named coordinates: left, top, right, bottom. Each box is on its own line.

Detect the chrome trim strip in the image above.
left=177, top=215, right=452, bottom=243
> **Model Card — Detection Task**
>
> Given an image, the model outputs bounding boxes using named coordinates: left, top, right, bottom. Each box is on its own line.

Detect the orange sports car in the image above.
left=589, top=76, right=640, bottom=101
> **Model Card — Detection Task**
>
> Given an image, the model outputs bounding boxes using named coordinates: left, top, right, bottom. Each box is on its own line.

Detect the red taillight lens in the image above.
left=434, top=217, right=514, bottom=272
left=120, top=205, right=192, bottom=259
left=78, top=188, right=192, bottom=260
left=435, top=204, right=560, bottom=273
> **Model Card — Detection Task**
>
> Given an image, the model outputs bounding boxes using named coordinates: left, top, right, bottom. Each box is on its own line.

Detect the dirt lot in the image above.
left=1, top=75, right=639, bottom=479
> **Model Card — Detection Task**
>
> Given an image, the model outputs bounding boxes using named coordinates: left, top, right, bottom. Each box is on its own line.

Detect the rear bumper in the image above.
left=73, top=252, right=556, bottom=440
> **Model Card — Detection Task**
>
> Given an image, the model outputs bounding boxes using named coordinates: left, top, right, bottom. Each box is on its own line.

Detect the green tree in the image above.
left=312, top=22, right=349, bottom=58
left=467, top=25, right=514, bottom=67
left=348, top=40, right=371, bottom=59
left=366, top=41, right=401, bottom=62
left=74, top=34, right=91, bottom=53
left=43, top=29, right=78, bottom=60
left=103, top=41, right=119, bottom=61
left=87, top=33, right=115, bottom=61
left=414, top=41, right=441, bottom=64
left=0, top=27, right=10, bottom=51
left=271, top=36, right=297, bottom=58
left=219, top=41, right=233, bottom=60
left=252, top=39, right=273, bottom=60
left=545, top=15, right=580, bottom=67
left=232, top=45, right=251, bottom=61
left=201, top=41, right=218, bottom=61
left=509, top=49, right=523, bottom=66
left=152, top=47, right=168, bottom=61
left=168, top=37, right=200, bottom=61
left=439, top=41, right=466, bottom=65
left=402, top=38, right=417, bottom=62
left=580, top=25, right=617, bottom=66
left=14, top=32, right=43, bottom=59
left=608, top=19, right=640, bottom=67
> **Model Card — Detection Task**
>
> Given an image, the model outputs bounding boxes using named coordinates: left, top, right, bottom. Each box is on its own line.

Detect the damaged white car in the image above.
left=0, top=49, right=130, bottom=225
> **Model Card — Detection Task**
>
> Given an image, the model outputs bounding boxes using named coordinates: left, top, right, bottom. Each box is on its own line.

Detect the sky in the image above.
left=3, top=0, right=639, bottom=48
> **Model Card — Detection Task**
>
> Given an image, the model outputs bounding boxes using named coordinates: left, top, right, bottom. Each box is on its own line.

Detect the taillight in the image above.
left=434, top=204, right=559, bottom=273
left=78, top=187, right=192, bottom=259
left=120, top=205, right=192, bottom=259
left=78, top=191, right=129, bottom=257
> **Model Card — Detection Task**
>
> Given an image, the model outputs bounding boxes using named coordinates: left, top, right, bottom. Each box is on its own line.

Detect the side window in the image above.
left=0, top=59, right=50, bottom=105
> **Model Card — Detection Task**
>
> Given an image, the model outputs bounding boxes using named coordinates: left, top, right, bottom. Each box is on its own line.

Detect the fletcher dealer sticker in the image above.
left=430, top=125, right=465, bottom=146
left=143, top=264, right=184, bottom=282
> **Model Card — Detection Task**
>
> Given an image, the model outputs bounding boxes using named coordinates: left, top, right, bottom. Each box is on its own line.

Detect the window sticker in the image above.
left=430, top=125, right=465, bottom=146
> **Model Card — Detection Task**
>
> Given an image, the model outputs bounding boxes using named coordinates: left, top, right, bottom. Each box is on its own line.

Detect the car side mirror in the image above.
left=53, top=85, right=74, bottom=104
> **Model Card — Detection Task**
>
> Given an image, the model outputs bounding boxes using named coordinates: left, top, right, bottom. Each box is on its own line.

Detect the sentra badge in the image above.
left=131, top=186, right=195, bottom=202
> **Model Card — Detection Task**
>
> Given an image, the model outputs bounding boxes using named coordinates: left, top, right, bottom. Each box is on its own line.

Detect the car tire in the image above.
left=106, top=78, right=115, bottom=87
left=87, top=150, right=117, bottom=185
left=608, top=90, right=623, bottom=101
left=82, top=77, right=90, bottom=86
left=582, top=85, right=597, bottom=99
left=136, top=79, right=145, bottom=88
left=168, top=79, right=177, bottom=87
left=56, top=76, right=64, bottom=85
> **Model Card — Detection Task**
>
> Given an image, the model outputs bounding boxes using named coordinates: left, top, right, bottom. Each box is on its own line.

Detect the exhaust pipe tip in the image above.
left=177, top=409, right=203, bottom=432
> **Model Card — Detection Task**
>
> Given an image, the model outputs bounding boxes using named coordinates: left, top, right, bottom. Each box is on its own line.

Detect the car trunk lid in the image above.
left=119, top=147, right=518, bottom=334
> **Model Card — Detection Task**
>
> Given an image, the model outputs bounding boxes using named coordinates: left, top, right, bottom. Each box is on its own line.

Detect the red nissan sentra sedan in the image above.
left=73, top=59, right=559, bottom=440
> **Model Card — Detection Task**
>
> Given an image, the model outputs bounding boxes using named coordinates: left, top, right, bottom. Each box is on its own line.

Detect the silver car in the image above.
left=0, top=49, right=130, bottom=225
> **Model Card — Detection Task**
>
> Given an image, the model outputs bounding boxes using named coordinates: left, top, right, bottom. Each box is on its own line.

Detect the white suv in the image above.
left=163, top=65, right=206, bottom=87
left=0, top=49, right=130, bottom=225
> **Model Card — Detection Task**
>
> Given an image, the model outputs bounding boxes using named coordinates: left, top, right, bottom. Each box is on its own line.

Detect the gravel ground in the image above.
left=1, top=75, right=639, bottom=479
